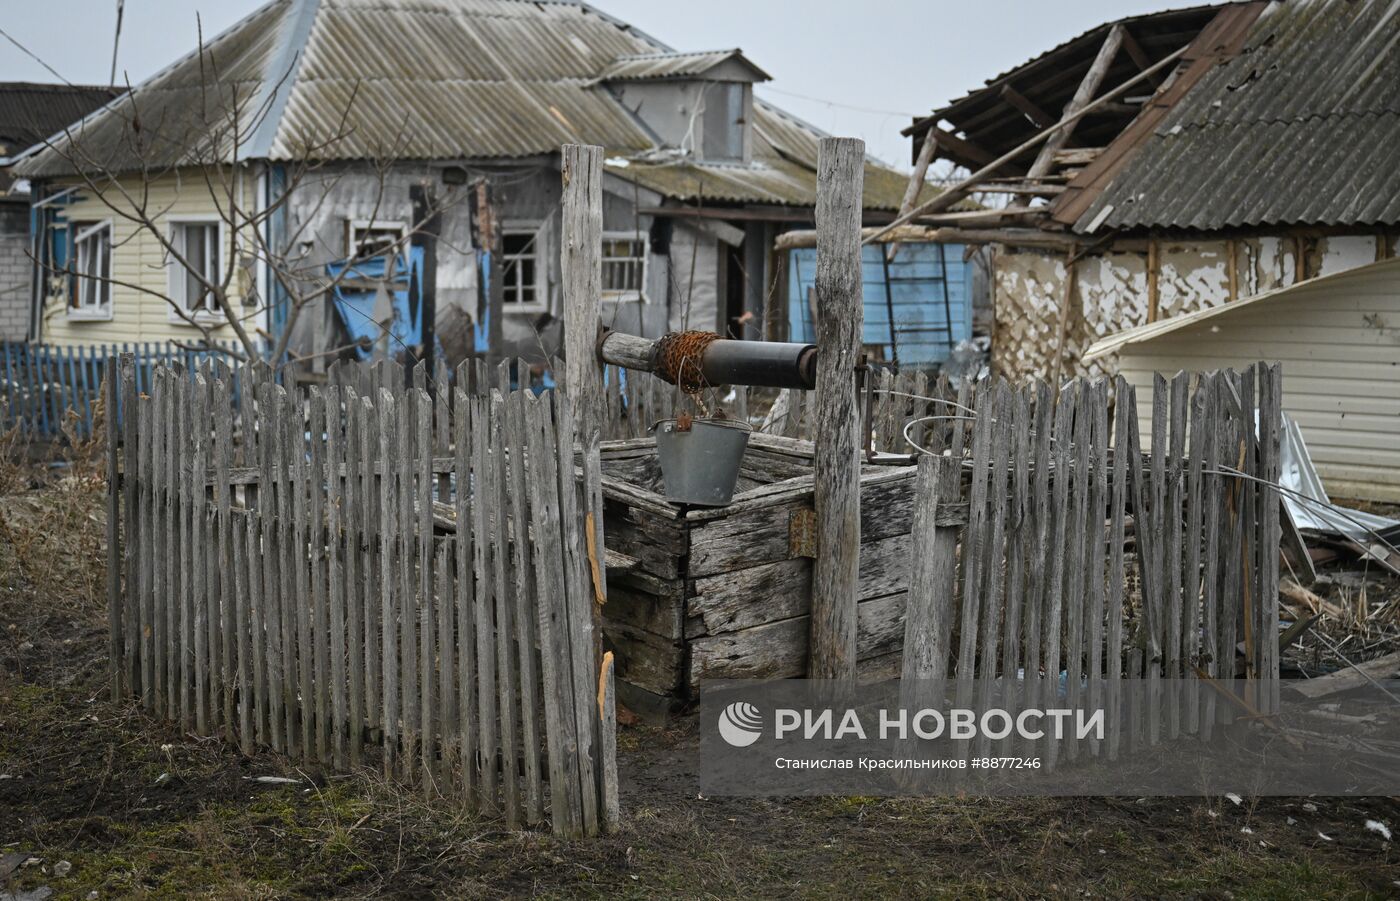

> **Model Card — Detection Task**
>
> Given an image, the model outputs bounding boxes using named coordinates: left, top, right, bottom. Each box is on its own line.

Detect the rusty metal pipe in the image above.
left=597, top=330, right=816, bottom=390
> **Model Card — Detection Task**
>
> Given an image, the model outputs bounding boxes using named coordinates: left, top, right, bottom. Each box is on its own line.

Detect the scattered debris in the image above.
left=246, top=776, right=300, bottom=785
left=1225, top=792, right=1243, bottom=806
left=1317, top=832, right=1333, bottom=842
left=1290, top=650, right=1400, bottom=699
left=1365, top=820, right=1392, bottom=841
left=51, top=861, right=70, bottom=878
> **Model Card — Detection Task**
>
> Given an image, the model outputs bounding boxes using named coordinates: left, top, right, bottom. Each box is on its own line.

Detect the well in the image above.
left=599, top=432, right=918, bottom=717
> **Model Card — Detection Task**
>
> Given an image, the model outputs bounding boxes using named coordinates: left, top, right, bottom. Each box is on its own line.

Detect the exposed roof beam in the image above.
left=999, top=84, right=1055, bottom=129
left=1027, top=23, right=1125, bottom=180
left=926, top=126, right=1000, bottom=169
left=865, top=41, right=1189, bottom=246
left=1119, top=26, right=1162, bottom=86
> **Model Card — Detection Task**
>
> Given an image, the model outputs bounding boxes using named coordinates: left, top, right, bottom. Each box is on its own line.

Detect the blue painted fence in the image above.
left=1, top=341, right=246, bottom=440
left=787, top=241, right=972, bottom=368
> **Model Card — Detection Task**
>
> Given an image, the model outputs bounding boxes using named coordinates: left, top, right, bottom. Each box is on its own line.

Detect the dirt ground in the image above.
left=2, top=453, right=1399, bottom=899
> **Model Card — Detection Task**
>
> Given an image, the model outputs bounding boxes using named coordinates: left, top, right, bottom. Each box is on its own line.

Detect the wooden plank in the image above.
left=901, top=456, right=960, bottom=709
left=809, top=136, right=865, bottom=682
left=312, top=389, right=332, bottom=764
left=551, top=391, right=601, bottom=836
left=259, top=382, right=285, bottom=752
left=399, top=389, right=419, bottom=780
left=453, top=388, right=477, bottom=805
left=1039, top=386, right=1075, bottom=763
left=190, top=374, right=210, bottom=734
left=175, top=373, right=192, bottom=731
left=106, top=364, right=122, bottom=700
left=360, top=392, right=381, bottom=738
left=504, top=388, right=545, bottom=825
left=1182, top=376, right=1207, bottom=734
left=1085, top=382, right=1109, bottom=756
left=690, top=531, right=912, bottom=635
left=416, top=388, right=437, bottom=793
left=561, top=143, right=609, bottom=683
left=1027, top=24, right=1126, bottom=180
left=974, top=384, right=1013, bottom=760
left=1060, top=383, right=1091, bottom=764
left=1290, top=650, right=1400, bottom=699
left=598, top=651, right=620, bottom=834
left=1198, top=374, right=1221, bottom=738
left=345, top=392, right=367, bottom=769
left=1001, top=387, right=1032, bottom=727
left=1165, top=372, right=1188, bottom=739
left=690, top=591, right=909, bottom=685
left=470, top=395, right=498, bottom=812
left=247, top=376, right=269, bottom=748
left=1258, top=363, right=1282, bottom=711
left=378, top=389, right=399, bottom=776
left=293, top=390, right=314, bottom=762
left=1024, top=382, right=1053, bottom=709
left=488, top=391, right=521, bottom=826
left=152, top=370, right=168, bottom=717
left=325, top=388, right=347, bottom=768
left=1107, top=378, right=1131, bottom=759
left=119, top=354, right=139, bottom=698
left=523, top=391, right=582, bottom=836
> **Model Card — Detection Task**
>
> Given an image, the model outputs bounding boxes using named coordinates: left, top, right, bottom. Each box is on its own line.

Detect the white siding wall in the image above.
left=40, top=169, right=253, bottom=348
left=1118, top=262, right=1400, bottom=502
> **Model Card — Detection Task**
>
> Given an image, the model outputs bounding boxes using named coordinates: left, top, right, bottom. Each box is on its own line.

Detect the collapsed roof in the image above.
left=905, top=0, right=1400, bottom=235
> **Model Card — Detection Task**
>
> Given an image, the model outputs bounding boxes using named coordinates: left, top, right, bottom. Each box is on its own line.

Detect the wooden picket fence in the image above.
left=106, top=356, right=618, bottom=837
left=2, top=340, right=243, bottom=439
left=903, top=363, right=1283, bottom=762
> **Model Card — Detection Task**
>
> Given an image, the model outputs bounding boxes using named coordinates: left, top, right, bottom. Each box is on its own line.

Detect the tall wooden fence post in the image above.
left=561, top=142, right=612, bottom=829
left=561, top=143, right=608, bottom=636
left=809, top=136, right=865, bottom=682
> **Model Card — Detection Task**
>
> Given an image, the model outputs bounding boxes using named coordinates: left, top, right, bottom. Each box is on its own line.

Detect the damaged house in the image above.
left=897, top=0, right=1399, bottom=388
left=11, top=0, right=929, bottom=367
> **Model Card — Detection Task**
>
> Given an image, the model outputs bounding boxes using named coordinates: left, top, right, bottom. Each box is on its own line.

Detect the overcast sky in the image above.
left=1, top=0, right=1203, bottom=170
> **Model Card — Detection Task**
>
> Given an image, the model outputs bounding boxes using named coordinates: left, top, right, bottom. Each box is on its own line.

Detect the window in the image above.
left=502, top=225, right=544, bottom=311
left=68, top=221, right=111, bottom=318
left=348, top=219, right=407, bottom=261
left=169, top=221, right=222, bottom=318
left=601, top=231, right=648, bottom=302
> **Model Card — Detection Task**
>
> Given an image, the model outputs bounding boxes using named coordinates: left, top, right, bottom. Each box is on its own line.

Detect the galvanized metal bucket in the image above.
left=652, top=416, right=753, bottom=507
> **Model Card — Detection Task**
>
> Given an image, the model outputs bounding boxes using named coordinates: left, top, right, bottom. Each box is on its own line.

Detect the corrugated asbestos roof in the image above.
left=0, top=83, right=122, bottom=160
left=16, top=0, right=915, bottom=211
left=1074, top=0, right=1400, bottom=232
left=598, top=49, right=770, bottom=82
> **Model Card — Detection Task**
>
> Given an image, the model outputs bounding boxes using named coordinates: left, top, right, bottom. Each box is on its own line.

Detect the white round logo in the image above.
left=717, top=701, right=763, bottom=747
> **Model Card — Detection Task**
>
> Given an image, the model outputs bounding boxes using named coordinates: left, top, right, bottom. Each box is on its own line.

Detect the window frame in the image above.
left=166, top=216, right=227, bottom=326
left=600, top=229, right=649, bottom=303
left=66, top=219, right=113, bottom=321
left=347, top=218, right=409, bottom=262
left=500, top=221, right=547, bottom=313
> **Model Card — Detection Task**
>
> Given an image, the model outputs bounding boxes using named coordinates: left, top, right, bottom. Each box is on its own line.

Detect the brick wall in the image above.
left=0, top=202, right=32, bottom=341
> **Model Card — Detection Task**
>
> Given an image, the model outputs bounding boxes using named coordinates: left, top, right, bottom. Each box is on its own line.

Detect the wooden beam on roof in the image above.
left=889, top=128, right=940, bottom=261
left=999, top=84, right=1055, bottom=129
left=926, top=126, right=1000, bottom=168
left=1027, top=24, right=1126, bottom=180
left=1051, top=2, right=1269, bottom=228
left=865, top=41, right=1190, bottom=246
left=1119, top=26, right=1162, bottom=85
left=776, top=224, right=1105, bottom=252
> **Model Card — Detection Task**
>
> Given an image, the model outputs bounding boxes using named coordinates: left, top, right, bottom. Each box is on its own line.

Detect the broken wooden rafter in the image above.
left=777, top=224, right=1102, bottom=252
left=999, top=84, right=1054, bottom=129
left=1027, top=24, right=1125, bottom=180
left=865, top=41, right=1189, bottom=246
left=925, top=126, right=999, bottom=168
left=1119, top=26, right=1162, bottom=85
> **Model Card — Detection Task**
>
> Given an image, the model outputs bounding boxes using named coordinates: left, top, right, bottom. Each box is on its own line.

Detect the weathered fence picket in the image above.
left=107, top=357, right=616, bottom=838
left=902, top=364, right=1283, bottom=765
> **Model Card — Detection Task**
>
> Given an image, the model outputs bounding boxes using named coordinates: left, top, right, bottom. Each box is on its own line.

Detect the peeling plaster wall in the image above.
left=993, top=232, right=1396, bottom=383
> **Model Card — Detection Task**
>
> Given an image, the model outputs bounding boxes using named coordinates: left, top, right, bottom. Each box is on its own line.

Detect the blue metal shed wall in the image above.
left=786, top=241, right=970, bottom=367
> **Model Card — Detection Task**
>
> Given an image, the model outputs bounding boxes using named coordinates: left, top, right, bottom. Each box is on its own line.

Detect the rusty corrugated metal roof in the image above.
left=1072, top=0, right=1400, bottom=232
left=17, top=0, right=917, bottom=211
left=598, top=49, right=770, bottom=82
